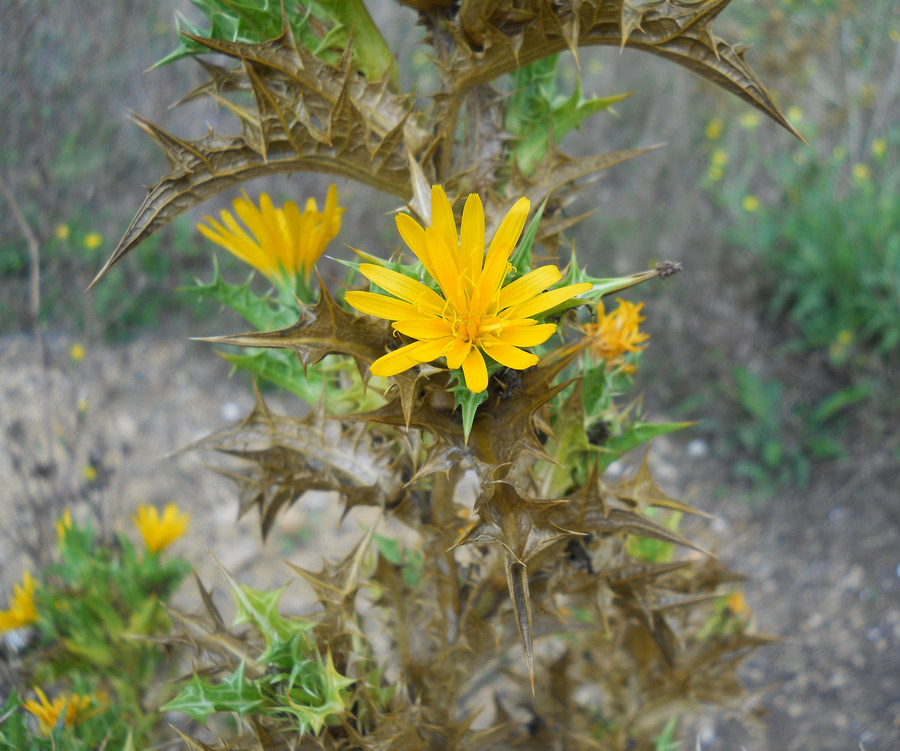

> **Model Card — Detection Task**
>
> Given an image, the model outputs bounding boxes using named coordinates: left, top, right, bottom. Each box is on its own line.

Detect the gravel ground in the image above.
left=1, top=328, right=898, bottom=750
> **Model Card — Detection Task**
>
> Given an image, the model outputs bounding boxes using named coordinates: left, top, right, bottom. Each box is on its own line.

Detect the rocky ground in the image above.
left=1, top=327, right=898, bottom=750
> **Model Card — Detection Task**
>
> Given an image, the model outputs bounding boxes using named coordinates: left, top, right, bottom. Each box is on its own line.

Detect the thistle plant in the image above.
left=72, top=1, right=800, bottom=748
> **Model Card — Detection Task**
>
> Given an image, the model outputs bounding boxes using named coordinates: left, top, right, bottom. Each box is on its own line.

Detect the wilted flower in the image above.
left=345, top=185, right=590, bottom=393
left=0, top=571, right=38, bottom=633
left=198, top=186, right=344, bottom=283
left=23, top=688, right=93, bottom=735
left=584, top=298, right=649, bottom=371
left=134, top=503, right=190, bottom=553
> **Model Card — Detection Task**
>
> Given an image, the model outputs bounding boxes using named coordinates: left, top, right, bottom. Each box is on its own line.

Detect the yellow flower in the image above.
left=70, top=342, right=85, bottom=362
left=705, top=117, right=723, bottom=140
left=739, top=111, right=760, bottom=130
left=852, top=163, right=871, bottom=183
left=83, top=232, right=103, bottom=250
left=23, top=688, right=93, bottom=735
left=741, top=195, right=760, bottom=212
left=134, top=503, right=190, bottom=553
left=0, top=572, right=38, bottom=633
left=872, top=138, right=886, bottom=157
left=56, top=510, right=73, bottom=543
left=54, top=224, right=70, bottom=240
left=707, top=165, right=724, bottom=182
left=82, top=465, right=97, bottom=482
left=787, top=106, right=804, bottom=123
left=711, top=149, right=728, bottom=167
left=726, top=592, right=751, bottom=618
left=345, top=186, right=591, bottom=393
left=198, top=186, right=344, bottom=282
left=583, top=298, right=649, bottom=370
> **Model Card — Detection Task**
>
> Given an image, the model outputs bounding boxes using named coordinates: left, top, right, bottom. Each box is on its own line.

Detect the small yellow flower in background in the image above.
left=852, top=163, right=871, bottom=183
left=0, top=571, right=38, bottom=633
left=787, top=106, right=804, bottom=123
left=739, top=111, right=760, bottom=130
left=871, top=138, right=886, bottom=157
left=711, top=149, right=728, bottom=167
left=76, top=397, right=89, bottom=414
left=198, top=185, right=344, bottom=283
left=583, top=298, right=649, bottom=371
left=82, top=465, right=97, bottom=482
left=726, top=592, right=751, bottom=618
left=134, top=503, right=190, bottom=553
left=890, top=28, right=899, bottom=43
left=23, top=688, right=93, bottom=735
left=69, top=342, right=85, bottom=362
left=705, top=117, right=723, bottom=140
left=56, top=510, right=73, bottom=543
left=83, top=232, right=103, bottom=250
left=54, top=224, right=70, bottom=240
left=837, top=329, right=853, bottom=345
left=707, top=165, right=724, bottom=182
left=741, top=195, right=760, bottom=212
left=345, top=185, right=591, bottom=393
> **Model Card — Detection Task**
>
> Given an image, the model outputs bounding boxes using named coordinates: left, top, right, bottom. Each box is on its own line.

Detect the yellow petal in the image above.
left=461, top=348, right=488, bottom=393
left=369, top=344, right=421, bottom=376
left=396, top=213, right=439, bottom=281
left=425, top=227, right=466, bottom=311
left=460, top=193, right=485, bottom=280
left=445, top=337, right=472, bottom=370
left=492, top=322, right=557, bottom=347
left=487, top=197, right=529, bottom=264
left=505, top=282, right=591, bottom=319
left=408, top=337, right=455, bottom=362
left=393, top=318, right=453, bottom=340
left=345, top=290, right=421, bottom=320
left=358, top=264, right=445, bottom=315
left=498, top=265, right=562, bottom=310
left=430, top=185, right=459, bottom=266
left=481, top=341, right=539, bottom=370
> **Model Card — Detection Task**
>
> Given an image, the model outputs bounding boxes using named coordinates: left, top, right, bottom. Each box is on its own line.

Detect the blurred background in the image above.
left=1, top=0, right=898, bottom=748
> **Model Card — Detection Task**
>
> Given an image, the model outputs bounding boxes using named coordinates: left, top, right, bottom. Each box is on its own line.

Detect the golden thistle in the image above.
left=134, top=503, right=190, bottom=554
left=584, top=297, right=649, bottom=371
left=0, top=571, right=38, bottom=633
left=22, top=688, right=94, bottom=735
left=345, top=185, right=590, bottom=393
left=198, top=185, right=344, bottom=283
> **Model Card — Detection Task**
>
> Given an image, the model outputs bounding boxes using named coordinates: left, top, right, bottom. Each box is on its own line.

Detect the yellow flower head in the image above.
left=0, top=571, right=38, bottom=633
left=852, top=163, right=871, bottom=183
left=54, top=224, right=70, bottom=241
left=83, top=232, right=103, bottom=251
left=583, top=298, right=649, bottom=370
left=705, top=117, right=723, bottom=140
left=134, top=503, right=190, bottom=554
left=70, top=343, right=85, bottom=362
left=198, top=186, right=344, bottom=282
left=742, top=195, right=760, bottom=212
left=23, top=688, right=93, bottom=735
left=345, top=186, right=591, bottom=393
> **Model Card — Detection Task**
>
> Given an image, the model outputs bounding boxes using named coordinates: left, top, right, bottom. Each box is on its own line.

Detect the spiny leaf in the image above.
left=447, top=0, right=802, bottom=140
left=92, top=29, right=432, bottom=286
left=162, top=663, right=266, bottom=721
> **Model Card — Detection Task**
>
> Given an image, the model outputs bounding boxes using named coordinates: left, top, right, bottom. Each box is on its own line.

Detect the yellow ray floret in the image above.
left=198, top=185, right=344, bottom=282
left=0, top=571, right=38, bottom=633
left=583, top=297, right=649, bottom=371
left=345, top=185, right=591, bottom=393
left=134, top=503, right=190, bottom=554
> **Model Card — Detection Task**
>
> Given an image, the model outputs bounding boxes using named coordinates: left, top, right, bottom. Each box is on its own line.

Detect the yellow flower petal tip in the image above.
left=583, top=298, right=649, bottom=370
left=134, top=503, right=190, bottom=554
left=347, top=185, right=589, bottom=393
left=197, top=185, right=345, bottom=283
left=0, top=571, right=38, bottom=633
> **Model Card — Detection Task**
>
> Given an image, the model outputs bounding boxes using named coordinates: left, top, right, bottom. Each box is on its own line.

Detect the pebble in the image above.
left=220, top=400, right=242, bottom=421
left=687, top=438, right=709, bottom=458
left=843, top=565, right=865, bottom=591
left=828, top=506, right=847, bottom=524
